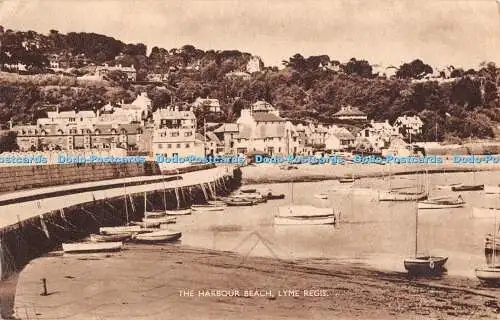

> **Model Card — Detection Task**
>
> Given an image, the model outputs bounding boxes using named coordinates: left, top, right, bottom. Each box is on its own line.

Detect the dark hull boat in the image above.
left=404, top=256, right=448, bottom=274
left=452, top=184, right=484, bottom=191
left=475, top=266, right=500, bottom=284
left=267, top=194, right=285, bottom=200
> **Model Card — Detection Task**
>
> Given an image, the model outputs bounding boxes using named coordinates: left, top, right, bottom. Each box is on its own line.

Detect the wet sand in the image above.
left=243, top=162, right=500, bottom=184
left=13, top=245, right=500, bottom=319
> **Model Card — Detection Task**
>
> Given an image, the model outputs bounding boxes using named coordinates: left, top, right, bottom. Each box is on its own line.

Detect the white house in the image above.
left=332, top=105, right=367, bottom=121
left=393, top=115, right=423, bottom=139
left=192, top=97, right=221, bottom=113
left=325, top=126, right=355, bottom=151
left=151, top=107, right=203, bottom=157
left=246, top=56, right=263, bottom=73
left=356, top=120, right=398, bottom=152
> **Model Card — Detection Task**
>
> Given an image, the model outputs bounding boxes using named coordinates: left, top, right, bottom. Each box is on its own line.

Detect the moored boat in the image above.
left=224, top=199, right=254, bottom=206
left=417, top=195, right=465, bottom=209
left=240, top=188, right=257, bottom=193
left=274, top=215, right=336, bottom=225
left=100, top=226, right=143, bottom=235
left=133, top=230, right=182, bottom=243
left=130, top=220, right=161, bottom=228
left=475, top=266, right=500, bottom=284
left=267, top=194, right=285, bottom=200
left=436, top=183, right=463, bottom=191
left=452, top=184, right=484, bottom=191
left=404, top=256, right=448, bottom=274
left=90, top=233, right=131, bottom=242
left=62, top=242, right=123, bottom=254
left=142, top=216, right=177, bottom=224
left=338, top=178, right=355, bottom=183
left=277, top=205, right=336, bottom=218
left=379, top=190, right=428, bottom=201
left=144, top=210, right=166, bottom=218
left=484, top=185, right=500, bottom=194
left=164, top=209, right=192, bottom=216
left=191, top=204, right=225, bottom=212
left=314, top=193, right=328, bottom=200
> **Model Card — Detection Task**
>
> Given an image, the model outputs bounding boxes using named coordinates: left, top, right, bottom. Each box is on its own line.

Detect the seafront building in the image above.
left=151, top=107, right=204, bottom=157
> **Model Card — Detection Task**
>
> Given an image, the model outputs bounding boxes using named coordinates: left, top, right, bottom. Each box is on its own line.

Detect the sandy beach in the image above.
left=242, top=161, right=500, bottom=184
left=12, top=244, right=500, bottom=320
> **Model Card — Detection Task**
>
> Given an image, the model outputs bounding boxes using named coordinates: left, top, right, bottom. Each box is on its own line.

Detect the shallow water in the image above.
left=172, top=171, right=500, bottom=277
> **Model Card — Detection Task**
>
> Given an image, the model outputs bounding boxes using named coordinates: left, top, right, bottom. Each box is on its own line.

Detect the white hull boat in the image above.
left=164, top=209, right=192, bottom=216
left=90, top=233, right=131, bottom=242
left=472, top=207, right=500, bottom=219
left=379, top=191, right=428, bottom=201
left=475, top=266, right=500, bottom=284
left=62, top=242, right=122, bottom=254
left=436, top=183, right=463, bottom=191
left=191, top=205, right=225, bottom=212
left=142, top=217, right=177, bottom=224
left=274, top=215, right=336, bottom=225
left=100, top=226, right=143, bottom=235
left=144, top=210, right=166, bottom=218
left=484, top=185, right=500, bottom=194
left=418, top=196, right=465, bottom=209
left=133, top=230, right=182, bottom=243
left=314, top=193, right=328, bottom=200
left=277, top=205, right=336, bottom=218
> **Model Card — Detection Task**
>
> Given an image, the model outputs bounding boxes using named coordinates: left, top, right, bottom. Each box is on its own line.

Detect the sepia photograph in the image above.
left=0, top=0, right=500, bottom=319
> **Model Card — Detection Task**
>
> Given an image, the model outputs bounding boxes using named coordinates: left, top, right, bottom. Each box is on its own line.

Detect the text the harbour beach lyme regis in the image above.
left=179, top=289, right=331, bottom=297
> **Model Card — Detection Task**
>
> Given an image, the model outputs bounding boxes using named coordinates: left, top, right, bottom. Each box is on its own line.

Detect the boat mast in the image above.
left=124, top=184, right=129, bottom=225
left=143, top=191, right=147, bottom=213
left=162, top=178, right=167, bottom=212
left=415, top=201, right=419, bottom=257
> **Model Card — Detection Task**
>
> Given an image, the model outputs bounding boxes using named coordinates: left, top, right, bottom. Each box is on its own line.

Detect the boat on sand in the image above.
left=90, top=233, right=131, bottom=242
left=418, top=195, right=465, bottom=209
left=62, top=242, right=122, bottom=254
left=133, top=230, right=182, bottom=243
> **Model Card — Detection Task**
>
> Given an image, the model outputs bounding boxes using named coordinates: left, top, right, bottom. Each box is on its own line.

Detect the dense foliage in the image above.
left=0, top=26, right=498, bottom=142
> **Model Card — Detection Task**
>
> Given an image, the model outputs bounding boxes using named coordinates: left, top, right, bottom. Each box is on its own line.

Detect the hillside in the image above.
left=0, top=26, right=499, bottom=142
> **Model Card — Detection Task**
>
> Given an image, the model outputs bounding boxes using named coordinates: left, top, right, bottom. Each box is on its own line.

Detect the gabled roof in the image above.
left=253, top=113, right=284, bottom=122
left=206, top=132, right=222, bottom=144
left=213, top=123, right=239, bottom=133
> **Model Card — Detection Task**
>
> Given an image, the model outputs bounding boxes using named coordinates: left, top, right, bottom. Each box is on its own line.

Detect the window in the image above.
left=167, top=144, right=172, bottom=149
left=158, top=144, right=162, bottom=149
left=184, top=131, right=193, bottom=137
left=185, top=143, right=190, bottom=148
left=171, top=132, right=179, bottom=137
left=176, top=144, right=181, bottom=148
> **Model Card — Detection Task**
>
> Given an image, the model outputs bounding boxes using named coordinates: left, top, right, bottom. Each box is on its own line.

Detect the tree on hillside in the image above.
left=342, top=58, right=373, bottom=78
left=396, top=59, right=433, bottom=79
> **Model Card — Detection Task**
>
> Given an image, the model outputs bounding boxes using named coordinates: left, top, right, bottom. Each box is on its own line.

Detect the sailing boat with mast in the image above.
left=452, top=165, right=484, bottom=191
left=275, top=183, right=337, bottom=225
left=379, top=170, right=428, bottom=201
left=476, top=195, right=500, bottom=284
left=404, top=201, right=448, bottom=274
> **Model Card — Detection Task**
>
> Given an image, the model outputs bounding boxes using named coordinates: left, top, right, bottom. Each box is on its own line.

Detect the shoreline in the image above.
left=12, top=244, right=500, bottom=319
left=242, top=162, right=500, bottom=184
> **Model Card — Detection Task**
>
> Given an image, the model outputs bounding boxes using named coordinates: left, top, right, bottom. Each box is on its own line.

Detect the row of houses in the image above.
left=12, top=90, right=424, bottom=157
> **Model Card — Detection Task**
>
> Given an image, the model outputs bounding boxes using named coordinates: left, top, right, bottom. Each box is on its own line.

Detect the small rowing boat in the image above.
left=142, top=216, right=177, bottom=224
left=418, top=195, right=465, bottom=209
left=144, top=210, right=166, bottom=218
left=436, top=183, right=463, bottom=191
left=191, top=204, right=225, bottom=212
left=133, top=230, right=182, bottom=243
left=240, top=188, right=257, bottom=193
left=475, top=266, right=500, bottom=284
left=164, top=209, right=191, bottom=216
left=338, top=178, right=355, bottom=183
left=267, top=194, right=285, bottom=200
left=379, top=190, right=428, bottom=201
left=224, top=199, right=254, bottom=206
left=314, top=193, right=328, bottom=200
left=274, top=215, right=336, bottom=225
left=62, top=242, right=122, bottom=254
left=451, top=184, right=484, bottom=191
left=404, top=256, right=448, bottom=274
left=90, top=233, right=131, bottom=242
left=100, top=226, right=142, bottom=235
left=277, top=205, right=336, bottom=218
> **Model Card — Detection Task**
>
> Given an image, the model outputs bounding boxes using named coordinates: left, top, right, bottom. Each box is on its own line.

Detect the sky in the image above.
left=0, top=0, right=499, bottom=69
